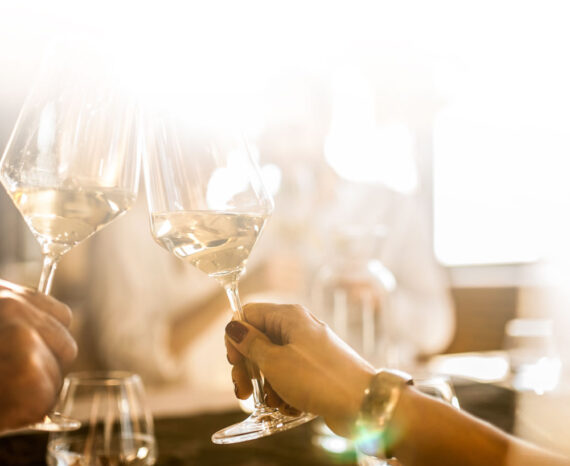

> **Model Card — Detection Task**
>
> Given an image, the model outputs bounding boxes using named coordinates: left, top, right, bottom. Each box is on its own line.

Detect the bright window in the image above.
left=433, top=93, right=570, bottom=266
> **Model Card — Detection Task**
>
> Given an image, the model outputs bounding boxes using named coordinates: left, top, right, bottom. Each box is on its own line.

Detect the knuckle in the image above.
left=51, top=300, right=73, bottom=327
left=298, top=304, right=314, bottom=318
left=1, top=321, right=38, bottom=347
left=41, top=317, right=77, bottom=365
left=24, top=290, right=72, bottom=327
left=231, top=364, right=244, bottom=384
left=40, top=310, right=61, bottom=334
left=60, top=304, right=73, bottom=326
left=248, top=338, right=264, bottom=363
left=242, top=302, right=260, bottom=317
left=58, top=335, right=78, bottom=365
left=313, top=315, right=328, bottom=330
left=27, top=364, right=59, bottom=395
left=242, top=303, right=253, bottom=319
left=284, top=304, right=309, bottom=321
left=21, top=346, right=47, bottom=376
left=68, top=337, right=79, bottom=360
left=25, top=287, right=41, bottom=299
left=251, top=341, right=277, bottom=370
left=0, top=295, right=24, bottom=320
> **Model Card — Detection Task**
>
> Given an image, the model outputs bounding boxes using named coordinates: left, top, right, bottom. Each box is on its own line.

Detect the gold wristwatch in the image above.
left=353, top=369, right=414, bottom=458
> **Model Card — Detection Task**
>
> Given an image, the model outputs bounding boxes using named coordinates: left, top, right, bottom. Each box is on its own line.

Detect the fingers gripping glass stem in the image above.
left=224, top=283, right=264, bottom=406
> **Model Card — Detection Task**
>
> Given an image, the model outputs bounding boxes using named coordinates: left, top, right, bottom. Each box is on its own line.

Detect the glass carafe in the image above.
left=312, top=225, right=396, bottom=367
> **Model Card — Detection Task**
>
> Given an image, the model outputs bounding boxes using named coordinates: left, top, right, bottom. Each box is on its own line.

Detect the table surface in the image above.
left=0, top=381, right=515, bottom=466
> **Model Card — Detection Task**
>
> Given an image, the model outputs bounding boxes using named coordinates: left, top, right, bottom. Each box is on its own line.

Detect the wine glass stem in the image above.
left=224, top=282, right=264, bottom=409
left=38, top=255, right=58, bottom=294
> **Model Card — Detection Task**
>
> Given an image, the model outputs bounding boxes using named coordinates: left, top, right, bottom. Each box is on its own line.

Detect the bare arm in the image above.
left=390, top=384, right=568, bottom=466
left=225, top=303, right=569, bottom=466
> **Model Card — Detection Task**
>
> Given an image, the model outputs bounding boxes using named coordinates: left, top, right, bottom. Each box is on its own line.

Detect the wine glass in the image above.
left=46, top=372, right=157, bottom=466
left=0, top=42, right=141, bottom=431
left=142, top=112, right=316, bottom=444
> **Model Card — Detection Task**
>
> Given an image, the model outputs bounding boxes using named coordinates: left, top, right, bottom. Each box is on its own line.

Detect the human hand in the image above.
left=0, top=279, right=77, bottom=432
left=225, top=303, right=375, bottom=436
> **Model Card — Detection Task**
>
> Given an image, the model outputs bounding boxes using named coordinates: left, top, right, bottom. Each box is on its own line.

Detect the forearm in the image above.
left=388, top=386, right=569, bottom=466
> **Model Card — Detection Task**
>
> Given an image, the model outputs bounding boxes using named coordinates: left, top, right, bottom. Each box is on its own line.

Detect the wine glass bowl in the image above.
left=143, top=112, right=315, bottom=444
left=0, top=40, right=141, bottom=431
left=151, top=209, right=269, bottom=286
left=0, top=49, right=138, bottom=265
left=6, top=183, right=136, bottom=261
left=144, top=114, right=273, bottom=286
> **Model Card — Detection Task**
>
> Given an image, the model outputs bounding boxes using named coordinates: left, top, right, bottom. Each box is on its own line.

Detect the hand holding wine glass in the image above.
left=0, top=279, right=77, bottom=433
left=0, top=41, right=140, bottom=431
left=142, top=112, right=316, bottom=443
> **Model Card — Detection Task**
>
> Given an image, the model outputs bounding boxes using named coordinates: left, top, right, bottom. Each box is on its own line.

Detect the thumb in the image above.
left=225, top=320, right=276, bottom=368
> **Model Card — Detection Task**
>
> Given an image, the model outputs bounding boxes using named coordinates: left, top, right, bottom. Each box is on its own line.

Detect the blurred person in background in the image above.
left=0, top=31, right=454, bottom=405
left=311, top=175, right=455, bottom=369
left=50, top=55, right=454, bottom=402
left=73, top=191, right=306, bottom=388
left=310, top=52, right=455, bottom=369
left=72, top=61, right=453, bottom=391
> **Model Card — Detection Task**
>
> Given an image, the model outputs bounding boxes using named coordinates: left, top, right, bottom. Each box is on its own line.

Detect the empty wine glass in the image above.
left=46, top=371, right=157, bottom=466
left=142, top=111, right=315, bottom=444
left=0, top=41, right=141, bottom=431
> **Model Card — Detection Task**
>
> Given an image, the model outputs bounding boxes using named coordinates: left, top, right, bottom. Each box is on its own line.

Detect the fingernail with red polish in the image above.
left=226, top=321, right=248, bottom=343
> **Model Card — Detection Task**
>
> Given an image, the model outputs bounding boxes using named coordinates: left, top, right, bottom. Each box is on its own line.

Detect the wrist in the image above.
left=323, top=364, right=375, bottom=437
left=349, top=366, right=376, bottom=423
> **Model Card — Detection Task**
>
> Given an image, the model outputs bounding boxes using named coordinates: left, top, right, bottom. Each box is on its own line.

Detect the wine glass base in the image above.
left=211, top=408, right=317, bottom=444
left=29, top=412, right=81, bottom=432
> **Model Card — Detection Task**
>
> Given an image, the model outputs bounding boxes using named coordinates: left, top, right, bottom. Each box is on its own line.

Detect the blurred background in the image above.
left=1, top=0, right=570, bottom=452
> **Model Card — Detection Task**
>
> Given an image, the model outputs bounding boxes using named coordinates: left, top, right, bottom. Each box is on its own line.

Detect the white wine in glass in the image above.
left=151, top=210, right=268, bottom=280
left=143, top=113, right=315, bottom=444
left=11, top=186, right=135, bottom=263
left=0, top=41, right=140, bottom=431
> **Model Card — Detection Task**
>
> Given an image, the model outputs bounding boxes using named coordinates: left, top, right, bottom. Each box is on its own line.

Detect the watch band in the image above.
left=353, top=368, right=414, bottom=458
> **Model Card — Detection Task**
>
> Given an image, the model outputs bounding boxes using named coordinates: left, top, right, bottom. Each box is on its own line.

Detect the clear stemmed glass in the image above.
left=46, top=372, right=157, bottom=466
left=0, top=42, right=141, bottom=431
left=142, top=112, right=315, bottom=444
